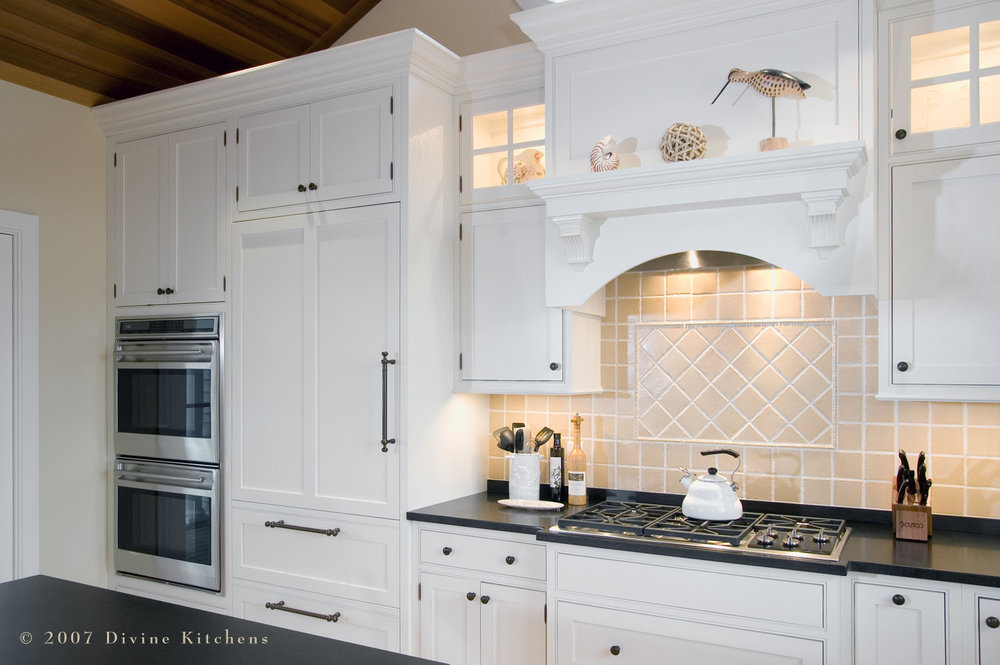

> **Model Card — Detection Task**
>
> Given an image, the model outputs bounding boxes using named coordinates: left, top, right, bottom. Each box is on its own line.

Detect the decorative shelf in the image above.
left=527, top=141, right=867, bottom=268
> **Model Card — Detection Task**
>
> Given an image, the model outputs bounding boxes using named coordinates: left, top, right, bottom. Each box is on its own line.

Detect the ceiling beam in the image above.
left=304, top=0, right=380, bottom=53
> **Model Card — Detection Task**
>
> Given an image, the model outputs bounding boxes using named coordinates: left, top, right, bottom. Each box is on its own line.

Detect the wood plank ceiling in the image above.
left=0, top=0, right=382, bottom=107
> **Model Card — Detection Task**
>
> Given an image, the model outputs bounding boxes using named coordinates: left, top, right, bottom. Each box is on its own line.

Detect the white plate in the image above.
left=498, top=498, right=563, bottom=510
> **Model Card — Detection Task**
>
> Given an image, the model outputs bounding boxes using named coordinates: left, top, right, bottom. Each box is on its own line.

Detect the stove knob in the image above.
left=814, top=528, right=831, bottom=544
left=782, top=536, right=800, bottom=549
left=757, top=531, right=775, bottom=547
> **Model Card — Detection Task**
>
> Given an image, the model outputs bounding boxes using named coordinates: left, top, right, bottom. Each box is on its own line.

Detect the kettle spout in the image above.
left=678, top=466, right=693, bottom=489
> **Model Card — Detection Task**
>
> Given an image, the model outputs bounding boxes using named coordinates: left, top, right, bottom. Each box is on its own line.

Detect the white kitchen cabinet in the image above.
left=456, top=204, right=603, bottom=394
left=878, top=0, right=1000, bottom=401
left=853, top=580, right=948, bottom=664
left=548, top=544, right=842, bottom=665
left=230, top=203, right=400, bottom=519
left=232, top=580, right=400, bottom=650
left=556, top=601, right=824, bottom=665
left=236, top=87, right=393, bottom=213
left=887, top=1, right=1000, bottom=155
left=112, top=123, right=226, bottom=306
left=977, top=596, right=1000, bottom=664
left=415, top=525, right=546, bottom=665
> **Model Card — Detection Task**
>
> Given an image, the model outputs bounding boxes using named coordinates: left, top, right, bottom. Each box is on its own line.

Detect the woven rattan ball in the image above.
left=659, top=123, right=707, bottom=162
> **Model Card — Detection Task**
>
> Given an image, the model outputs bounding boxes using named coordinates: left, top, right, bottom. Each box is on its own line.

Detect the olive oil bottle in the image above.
left=567, top=414, right=587, bottom=505
left=549, top=433, right=564, bottom=501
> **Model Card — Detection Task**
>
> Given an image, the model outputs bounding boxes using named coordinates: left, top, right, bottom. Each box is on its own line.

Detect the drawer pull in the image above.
left=505, top=555, right=515, bottom=565
left=892, top=594, right=906, bottom=606
left=265, top=601, right=340, bottom=623
left=987, top=616, right=1000, bottom=629
left=610, top=645, right=621, bottom=656
left=442, top=546, right=453, bottom=555
left=480, top=595, right=491, bottom=605
left=466, top=592, right=476, bottom=601
left=264, top=520, right=340, bottom=537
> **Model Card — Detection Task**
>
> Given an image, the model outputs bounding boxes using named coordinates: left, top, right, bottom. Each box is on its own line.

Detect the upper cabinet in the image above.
left=878, top=0, right=1000, bottom=401
left=112, top=123, right=227, bottom=306
left=460, top=91, right=545, bottom=205
left=889, top=4, right=1000, bottom=154
left=236, top=88, right=394, bottom=214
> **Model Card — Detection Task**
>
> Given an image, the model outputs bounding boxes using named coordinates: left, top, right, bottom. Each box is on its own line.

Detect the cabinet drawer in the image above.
left=419, top=528, right=546, bottom=581
left=556, top=552, right=826, bottom=629
left=980, top=597, right=1000, bottom=665
left=232, top=582, right=399, bottom=651
left=556, top=601, right=824, bottom=665
left=232, top=505, right=399, bottom=606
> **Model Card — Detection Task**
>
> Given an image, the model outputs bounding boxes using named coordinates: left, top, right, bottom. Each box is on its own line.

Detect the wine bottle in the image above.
left=549, top=433, right=564, bottom=501
left=567, top=414, right=587, bottom=505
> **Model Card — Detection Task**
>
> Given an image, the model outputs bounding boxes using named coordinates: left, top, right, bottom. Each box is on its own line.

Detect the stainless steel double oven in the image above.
left=113, top=314, right=222, bottom=592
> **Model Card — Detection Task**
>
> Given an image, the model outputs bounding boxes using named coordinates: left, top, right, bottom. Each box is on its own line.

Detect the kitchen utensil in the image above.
left=512, top=423, right=530, bottom=453
left=533, top=427, right=553, bottom=452
left=917, top=454, right=931, bottom=505
left=678, top=449, right=743, bottom=521
left=493, top=427, right=515, bottom=453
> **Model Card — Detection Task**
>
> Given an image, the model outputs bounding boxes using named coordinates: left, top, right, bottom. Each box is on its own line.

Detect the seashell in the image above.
left=590, top=135, right=620, bottom=172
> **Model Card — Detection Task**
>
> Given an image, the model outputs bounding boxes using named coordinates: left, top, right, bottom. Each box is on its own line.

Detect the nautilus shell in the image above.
left=590, top=135, right=620, bottom=172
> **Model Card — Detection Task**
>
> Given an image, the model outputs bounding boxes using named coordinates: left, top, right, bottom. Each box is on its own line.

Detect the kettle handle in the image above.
left=699, top=449, right=741, bottom=487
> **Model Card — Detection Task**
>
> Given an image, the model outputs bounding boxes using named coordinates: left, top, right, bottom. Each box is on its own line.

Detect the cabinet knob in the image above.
left=505, top=555, right=515, bottom=565
left=308, top=182, right=317, bottom=190
left=164, top=287, right=174, bottom=295
left=610, top=645, right=621, bottom=656
left=156, top=288, right=165, bottom=295
left=442, top=546, right=452, bottom=556
left=549, top=362, right=560, bottom=371
left=892, top=594, right=906, bottom=606
left=466, top=592, right=476, bottom=601
left=297, top=184, right=307, bottom=192
left=987, top=616, right=1000, bottom=629
left=480, top=595, right=491, bottom=605
left=895, top=129, right=907, bottom=140
left=897, top=361, right=909, bottom=372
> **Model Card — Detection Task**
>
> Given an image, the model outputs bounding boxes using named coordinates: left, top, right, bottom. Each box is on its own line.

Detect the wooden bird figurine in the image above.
left=711, top=68, right=811, bottom=151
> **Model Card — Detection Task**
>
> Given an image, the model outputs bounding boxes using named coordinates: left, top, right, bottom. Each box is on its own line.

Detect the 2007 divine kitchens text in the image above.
left=27, top=629, right=269, bottom=646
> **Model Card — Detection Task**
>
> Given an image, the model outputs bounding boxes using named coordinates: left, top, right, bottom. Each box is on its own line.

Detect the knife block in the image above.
left=891, top=478, right=932, bottom=541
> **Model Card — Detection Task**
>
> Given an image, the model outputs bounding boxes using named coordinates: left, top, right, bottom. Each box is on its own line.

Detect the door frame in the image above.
left=0, top=210, right=39, bottom=579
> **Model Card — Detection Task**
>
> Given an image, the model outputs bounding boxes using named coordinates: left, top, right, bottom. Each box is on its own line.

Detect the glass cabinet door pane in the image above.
left=473, top=151, right=508, bottom=189
left=911, top=80, right=971, bottom=133
left=911, top=26, right=970, bottom=80
left=473, top=111, right=508, bottom=150
left=982, top=20, right=1000, bottom=69
left=512, top=104, right=545, bottom=144
left=982, top=74, right=1000, bottom=125
left=509, top=146, right=545, bottom=184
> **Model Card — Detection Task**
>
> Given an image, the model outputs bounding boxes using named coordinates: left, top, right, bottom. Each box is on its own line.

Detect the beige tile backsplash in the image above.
left=488, top=266, right=1000, bottom=519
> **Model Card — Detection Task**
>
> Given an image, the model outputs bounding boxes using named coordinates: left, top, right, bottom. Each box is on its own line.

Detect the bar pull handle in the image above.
left=266, top=601, right=340, bottom=623
left=381, top=351, right=397, bottom=452
left=115, top=472, right=205, bottom=485
left=264, top=520, right=340, bottom=537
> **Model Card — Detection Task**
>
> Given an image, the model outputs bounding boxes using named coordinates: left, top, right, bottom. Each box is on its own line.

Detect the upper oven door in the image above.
left=114, top=340, right=219, bottom=463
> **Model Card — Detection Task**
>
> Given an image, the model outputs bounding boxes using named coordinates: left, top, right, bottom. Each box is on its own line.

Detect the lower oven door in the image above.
left=114, top=459, right=220, bottom=592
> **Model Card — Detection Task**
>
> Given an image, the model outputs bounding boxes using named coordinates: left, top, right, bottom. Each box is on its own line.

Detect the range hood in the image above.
left=527, top=141, right=872, bottom=308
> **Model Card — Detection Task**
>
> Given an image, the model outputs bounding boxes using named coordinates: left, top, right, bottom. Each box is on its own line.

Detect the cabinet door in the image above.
left=480, top=582, right=545, bottom=665
left=311, top=88, right=393, bottom=202
left=556, top=601, right=824, bottom=665
left=237, top=105, right=310, bottom=212
left=231, top=204, right=400, bottom=517
left=889, top=4, right=1000, bottom=154
left=419, top=572, right=480, bottom=665
left=980, top=597, right=1000, bottom=664
left=167, top=124, right=226, bottom=303
left=854, top=582, right=947, bottom=664
left=114, top=134, right=168, bottom=306
left=889, top=154, right=1000, bottom=392
left=459, top=206, right=563, bottom=382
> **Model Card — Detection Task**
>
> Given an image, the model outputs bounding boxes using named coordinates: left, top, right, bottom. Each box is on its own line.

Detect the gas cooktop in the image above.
left=554, top=501, right=851, bottom=561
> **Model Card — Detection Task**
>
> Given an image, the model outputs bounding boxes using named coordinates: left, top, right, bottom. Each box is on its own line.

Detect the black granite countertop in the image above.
left=0, top=575, right=439, bottom=665
left=407, top=486, right=1000, bottom=587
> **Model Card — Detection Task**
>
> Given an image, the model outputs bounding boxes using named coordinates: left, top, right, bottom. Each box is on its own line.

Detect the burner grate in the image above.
left=557, top=501, right=677, bottom=536
left=644, top=512, right=764, bottom=546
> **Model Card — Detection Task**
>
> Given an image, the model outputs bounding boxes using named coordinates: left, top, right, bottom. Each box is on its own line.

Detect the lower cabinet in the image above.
left=853, top=580, right=948, bottom=664
left=231, top=581, right=399, bottom=650
left=978, top=596, right=1000, bottom=665
left=415, top=524, right=546, bottom=665
left=556, top=601, right=824, bottom=665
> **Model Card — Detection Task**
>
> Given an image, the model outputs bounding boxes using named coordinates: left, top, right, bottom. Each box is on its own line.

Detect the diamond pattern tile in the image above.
left=635, top=319, right=837, bottom=448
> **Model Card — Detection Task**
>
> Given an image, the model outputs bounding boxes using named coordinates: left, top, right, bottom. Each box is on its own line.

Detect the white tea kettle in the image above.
left=678, top=449, right=743, bottom=521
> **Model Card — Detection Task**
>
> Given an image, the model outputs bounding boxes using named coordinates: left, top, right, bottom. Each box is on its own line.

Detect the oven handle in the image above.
left=115, top=471, right=207, bottom=486
left=114, top=348, right=207, bottom=360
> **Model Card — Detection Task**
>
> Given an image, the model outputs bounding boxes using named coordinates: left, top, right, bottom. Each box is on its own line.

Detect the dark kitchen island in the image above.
left=1, top=575, right=438, bottom=665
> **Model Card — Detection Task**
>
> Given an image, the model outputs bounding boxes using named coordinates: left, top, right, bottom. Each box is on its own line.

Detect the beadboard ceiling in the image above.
left=0, top=0, right=382, bottom=107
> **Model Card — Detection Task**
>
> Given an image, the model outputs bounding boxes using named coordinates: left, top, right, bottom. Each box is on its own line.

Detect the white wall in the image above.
left=0, top=80, right=107, bottom=586
left=337, top=0, right=529, bottom=55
